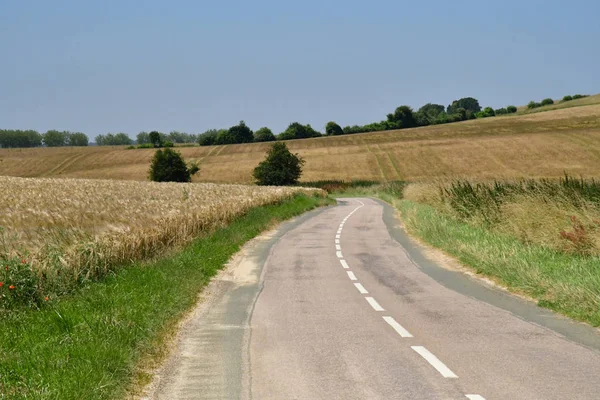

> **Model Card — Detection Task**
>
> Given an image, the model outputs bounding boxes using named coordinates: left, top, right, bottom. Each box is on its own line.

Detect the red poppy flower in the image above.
left=8, top=285, right=15, bottom=290
left=0, top=282, right=3, bottom=287
left=44, top=296, right=49, bottom=301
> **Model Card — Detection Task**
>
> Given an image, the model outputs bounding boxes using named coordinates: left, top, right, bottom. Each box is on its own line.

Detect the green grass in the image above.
left=397, top=199, right=600, bottom=327
left=0, top=194, right=330, bottom=399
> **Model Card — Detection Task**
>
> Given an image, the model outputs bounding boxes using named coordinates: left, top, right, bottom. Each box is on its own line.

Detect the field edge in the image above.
left=0, top=193, right=332, bottom=400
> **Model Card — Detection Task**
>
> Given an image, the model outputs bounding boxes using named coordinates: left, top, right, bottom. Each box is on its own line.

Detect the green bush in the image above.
left=541, top=98, right=554, bottom=106
left=149, top=148, right=198, bottom=182
left=562, top=95, right=573, bottom=102
left=253, top=142, right=304, bottom=185
left=279, top=122, right=321, bottom=140
left=253, top=127, right=276, bottom=142
left=495, top=108, right=508, bottom=115
left=476, top=107, right=495, bottom=118
left=228, top=121, right=254, bottom=144
left=325, top=121, right=344, bottom=136
left=527, top=101, right=541, bottom=109
left=572, top=94, right=588, bottom=100
left=149, top=131, right=163, bottom=148
left=0, top=130, right=42, bottom=148
left=506, top=105, right=517, bottom=113
left=163, top=140, right=174, bottom=148
left=198, top=129, right=219, bottom=146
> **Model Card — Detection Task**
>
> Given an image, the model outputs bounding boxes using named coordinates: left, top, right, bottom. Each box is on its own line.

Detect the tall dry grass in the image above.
left=0, top=176, right=323, bottom=305
left=404, top=176, right=600, bottom=255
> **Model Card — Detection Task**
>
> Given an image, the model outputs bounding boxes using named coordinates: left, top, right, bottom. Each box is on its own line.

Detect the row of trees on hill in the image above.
left=196, top=97, right=519, bottom=146
left=0, top=129, right=89, bottom=148
left=527, top=93, right=589, bottom=109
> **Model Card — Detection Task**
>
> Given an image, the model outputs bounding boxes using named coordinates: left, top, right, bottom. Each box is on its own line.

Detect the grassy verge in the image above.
left=397, top=199, right=600, bottom=327
left=0, top=193, right=330, bottom=399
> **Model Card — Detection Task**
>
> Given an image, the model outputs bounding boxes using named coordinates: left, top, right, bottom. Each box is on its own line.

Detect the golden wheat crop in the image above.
left=0, top=176, right=323, bottom=286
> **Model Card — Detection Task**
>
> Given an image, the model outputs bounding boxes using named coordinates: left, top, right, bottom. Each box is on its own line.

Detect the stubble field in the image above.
left=1, top=99, right=600, bottom=183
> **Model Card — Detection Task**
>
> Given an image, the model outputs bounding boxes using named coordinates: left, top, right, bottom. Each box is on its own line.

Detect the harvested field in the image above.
left=1, top=101, right=600, bottom=183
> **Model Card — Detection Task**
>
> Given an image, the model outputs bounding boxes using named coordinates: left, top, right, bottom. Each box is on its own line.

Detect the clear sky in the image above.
left=1, top=0, right=599, bottom=139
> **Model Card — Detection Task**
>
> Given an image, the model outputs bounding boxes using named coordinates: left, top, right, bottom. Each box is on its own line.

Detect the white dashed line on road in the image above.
left=340, top=259, right=349, bottom=269
left=465, top=396, right=486, bottom=400
left=411, top=346, right=458, bottom=378
left=365, top=297, right=385, bottom=311
left=383, top=316, right=413, bottom=338
left=354, top=283, right=368, bottom=294
left=347, top=271, right=357, bottom=281
left=335, top=244, right=342, bottom=250
left=335, top=234, right=340, bottom=239
left=335, top=239, right=340, bottom=244
left=336, top=251, right=343, bottom=258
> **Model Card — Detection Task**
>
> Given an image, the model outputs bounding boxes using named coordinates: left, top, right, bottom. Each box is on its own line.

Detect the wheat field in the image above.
left=1, top=100, right=599, bottom=184
left=0, top=176, right=322, bottom=300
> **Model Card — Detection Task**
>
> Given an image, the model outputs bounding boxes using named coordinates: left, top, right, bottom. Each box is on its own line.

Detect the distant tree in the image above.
left=476, top=107, right=496, bottom=118
left=279, top=122, right=321, bottom=140
left=418, top=103, right=445, bottom=121
left=149, top=148, right=198, bottom=182
left=413, top=111, right=430, bottom=126
left=562, top=95, right=573, bottom=102
left=495, top=108, right=508, bottom=115
left=447, top=97, right=481, bottom=114
left=149, top=131, right=162, bottom=148
left=572, top=94, right=587, bottom=100
left=0, top=130, right=42, bottom=148
left=254, top=127, right=276, bottom=142
left=387, top=105, right=416, bottom=128
left=215, top=129, right=237, bottom=145
left=506, top=105, right=518, bottom=113
left=527, top=101, right=541, bottom=109
left=228, top=121, right=254, bottom=144
left=137, top=132, right=151, bottom=145
left=43, top=130, right=68, bottom=147
left=198, top=129, right=219, bottom=146
left=68, top=132, right=89, bottom=146
left=114, top=133, right=133, bottom=145
left=325, top=121, right=344, bottom=136
left=253, top=142, right=304, bottom=186
left=541, top=98, right=554, bottom=106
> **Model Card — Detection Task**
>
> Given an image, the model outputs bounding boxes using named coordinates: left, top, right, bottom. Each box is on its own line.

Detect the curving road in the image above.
left=148, top=198, right=600, bottom=400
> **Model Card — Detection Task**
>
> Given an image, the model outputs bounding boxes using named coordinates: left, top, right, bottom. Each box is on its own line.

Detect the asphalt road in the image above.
left=148, top=198, right=600, bottom=400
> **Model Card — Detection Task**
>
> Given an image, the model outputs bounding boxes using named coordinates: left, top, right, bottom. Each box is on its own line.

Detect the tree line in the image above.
left=0, top=130, right=89, bottom=148
left=196, top=97, right=519, bottom=146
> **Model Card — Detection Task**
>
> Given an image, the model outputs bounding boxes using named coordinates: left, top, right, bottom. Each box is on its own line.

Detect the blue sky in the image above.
left=1, top=0, right=598, bottom=139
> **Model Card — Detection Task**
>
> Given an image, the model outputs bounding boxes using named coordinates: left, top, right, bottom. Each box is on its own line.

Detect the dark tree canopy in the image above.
left=228, top=121, right=254, bottom=144
left=386, top=105, right=416, bottom=128
left=149, top=147, right=198, bottom=182
left=447, top=97, right=481, bottom=114
left=43, top=130, right=69, bottom=147
left=215, top=129, right=237, bottom=145
left=0, top=130, right=42, bottom=148
left=149, top=131, right=163, bottom=148
left=254, top=127, right=276, bottom=142
left=198, top=129, right=219, bottom=146
left=68, top=132, right=89, bottom=146
left=279, top=122, right=321, bottom=140
left=253, top=142, right=305, bottom=186
left=325, top=121, right=344, bottom=136
left=541, top=98, right=554, bottom=106
left=418, top=103, right=445, bottom=119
